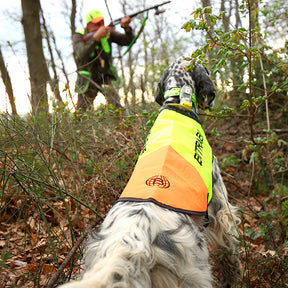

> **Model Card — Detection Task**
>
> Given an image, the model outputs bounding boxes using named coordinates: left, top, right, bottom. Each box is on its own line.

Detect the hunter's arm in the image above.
left=109, top=26, right=135, bottom=46
left=73, top=32, right=100, bottom=63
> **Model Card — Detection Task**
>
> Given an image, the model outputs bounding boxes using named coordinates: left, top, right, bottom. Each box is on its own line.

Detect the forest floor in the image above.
left=0, top=106, right=287, bottom=287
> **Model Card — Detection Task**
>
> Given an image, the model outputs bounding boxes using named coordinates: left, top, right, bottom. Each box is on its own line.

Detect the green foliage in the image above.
left=0, top=251, right=9, bottom=269
left=183, top=2, right=288, bottom=286
left=221, top=155, right=241, bottom=168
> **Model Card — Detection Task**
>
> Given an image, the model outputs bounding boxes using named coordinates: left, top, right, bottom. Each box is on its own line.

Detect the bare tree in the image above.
left=51, top=33, right=75, bottom=109
left=0, top=47, right=17, bottom=115
left=40, top=6, right=63, bottom=105
left=21, top=0, right=50, bottom=114
left=234, top=0, right=242, bottom=28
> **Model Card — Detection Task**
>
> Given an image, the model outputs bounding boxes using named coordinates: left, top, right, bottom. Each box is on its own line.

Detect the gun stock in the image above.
left=82, top=31, right=97, bottom=43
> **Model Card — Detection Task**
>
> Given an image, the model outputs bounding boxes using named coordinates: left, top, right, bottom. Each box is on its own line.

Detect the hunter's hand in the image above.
left=93, top=26, right=109, bottom=41
left=121, top=16, right=131, bottom=28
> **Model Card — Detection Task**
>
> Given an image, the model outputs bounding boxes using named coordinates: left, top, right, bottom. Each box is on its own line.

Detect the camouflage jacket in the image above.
left=73, top=26, right=134, bottom=93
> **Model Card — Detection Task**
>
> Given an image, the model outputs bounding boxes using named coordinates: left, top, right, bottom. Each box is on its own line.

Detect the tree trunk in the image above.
left=0, top=48, right=17, bottom=115
left=70, top=0, right=76, bottom=38
left=21, top=0, right=50, bottom=114
left=234, top=0, right=242, bottom=28
left=71, top=0, right=77, bottom=64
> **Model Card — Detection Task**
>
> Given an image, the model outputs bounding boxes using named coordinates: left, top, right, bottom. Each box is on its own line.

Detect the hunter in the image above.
left=73, top=10, right=134, bottom=111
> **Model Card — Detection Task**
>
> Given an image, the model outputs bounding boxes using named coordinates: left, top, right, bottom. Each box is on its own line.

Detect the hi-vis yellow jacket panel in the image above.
left=119, top=108, right=213, bottom=215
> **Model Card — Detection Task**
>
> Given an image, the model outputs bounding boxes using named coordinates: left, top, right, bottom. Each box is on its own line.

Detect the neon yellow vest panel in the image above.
left=119, top=108, right=213, bottom=215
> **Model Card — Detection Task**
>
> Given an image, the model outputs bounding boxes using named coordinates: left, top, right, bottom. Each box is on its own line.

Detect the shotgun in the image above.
left=82, top=1, right=171, bottom=43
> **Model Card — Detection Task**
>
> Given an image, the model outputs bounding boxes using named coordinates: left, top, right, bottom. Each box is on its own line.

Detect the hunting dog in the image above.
left=59, top=57, right=240, bottom=288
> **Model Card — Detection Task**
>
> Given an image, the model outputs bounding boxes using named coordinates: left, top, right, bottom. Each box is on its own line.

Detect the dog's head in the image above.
left=156, top=57, right=216, bottom=110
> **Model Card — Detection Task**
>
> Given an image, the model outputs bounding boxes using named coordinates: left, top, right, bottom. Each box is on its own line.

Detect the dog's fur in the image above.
left=59, top=57, right=240, bottom=288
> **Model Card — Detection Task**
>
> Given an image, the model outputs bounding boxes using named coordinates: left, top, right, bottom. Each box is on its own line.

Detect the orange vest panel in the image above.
left=119, top=144, right=209, bottom=214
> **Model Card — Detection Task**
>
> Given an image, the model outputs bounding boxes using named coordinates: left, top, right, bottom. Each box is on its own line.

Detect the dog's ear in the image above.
left=155, top=68, right=169, bottom=106
left=192, top=65, right=216, bottom=110
left=204, top=66, right=210, bottom=75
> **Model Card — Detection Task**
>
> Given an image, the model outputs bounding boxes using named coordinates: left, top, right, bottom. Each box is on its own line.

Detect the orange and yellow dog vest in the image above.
left=119, top=108, right=213, bottom=215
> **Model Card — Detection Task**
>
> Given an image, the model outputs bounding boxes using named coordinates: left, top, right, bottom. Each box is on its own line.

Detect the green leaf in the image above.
left=215, top=30, right=223, bottom=36
left=2, top=251, right=10, bottom=262
left=127, top=115, right=135, bottom=121
left=217, top=58, right=226, bottom=67
left=223, top=32, right=230, bottom=40
left=209, top=14, right=217, bottom=24
left=239, top=27, right=247, bottom=33
left=203, top=6, right=212, bottom=14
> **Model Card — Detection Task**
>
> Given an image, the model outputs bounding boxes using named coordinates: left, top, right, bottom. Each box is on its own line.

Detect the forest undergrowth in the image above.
left=0, top=102, right=287, bottom=287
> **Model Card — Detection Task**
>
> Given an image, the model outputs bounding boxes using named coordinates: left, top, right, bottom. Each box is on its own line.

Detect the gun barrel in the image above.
left=111, top=1, right=171, bottom=26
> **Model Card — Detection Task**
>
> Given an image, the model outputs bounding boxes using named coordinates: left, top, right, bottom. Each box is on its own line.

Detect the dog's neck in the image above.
left=162, top=86, right=199, bottom=120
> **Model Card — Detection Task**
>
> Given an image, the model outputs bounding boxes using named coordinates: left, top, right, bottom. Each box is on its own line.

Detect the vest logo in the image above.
left=145, top=175, right=170, bottom=188
left=194, top=130, right=203, bottom=166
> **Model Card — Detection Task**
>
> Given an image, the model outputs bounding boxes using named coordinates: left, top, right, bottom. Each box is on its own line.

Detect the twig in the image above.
left=46, top=220, right=101, bottom=288
left=77, top=72, right=104, bottom=92
left=206, top=129, right=288, bottom=138
left=258, top=37, right=285, bottom=240
left=104, top=0, right=113, bottom=23
left=274, top=168, right=288, bottom=176
left=221, top=170, right=266, bottom=210
left=248, top=156, right=255, bottom=198
left=247, top=1, right=256, bottom=146
left=198, top=112, right=250, bottom=118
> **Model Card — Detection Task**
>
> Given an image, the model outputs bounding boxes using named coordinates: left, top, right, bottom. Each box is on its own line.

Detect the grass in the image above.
left=0, top=105, right=154, bottom=287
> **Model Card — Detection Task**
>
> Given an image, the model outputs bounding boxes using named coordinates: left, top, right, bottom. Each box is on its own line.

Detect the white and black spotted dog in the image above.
left=59, top=57, right=240, bottom=288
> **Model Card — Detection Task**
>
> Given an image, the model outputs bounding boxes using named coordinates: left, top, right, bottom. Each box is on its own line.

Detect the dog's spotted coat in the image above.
left=59, top=57, right=240, bottom=288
